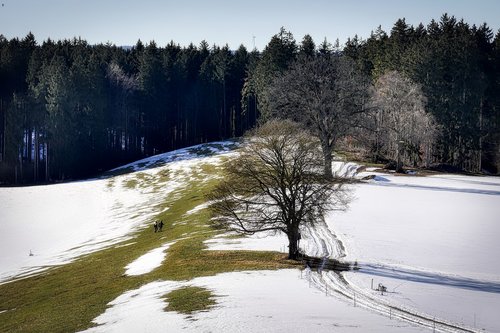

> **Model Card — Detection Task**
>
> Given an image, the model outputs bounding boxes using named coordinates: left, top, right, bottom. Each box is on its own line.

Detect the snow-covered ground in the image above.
left=124, top=241, right=177, bottom=276
left=332, top=173, right=500, bottom=280
left=0, top=142, right=235, bottom=283
left=328, top=172, right=500, bottom=332
left=0, top=178, right=144, bottom=282
left=203, top=162, right=500, bottom=332
left=80, top=269, right=426, bottom=333
left=2, top=143, right=499, bottom=332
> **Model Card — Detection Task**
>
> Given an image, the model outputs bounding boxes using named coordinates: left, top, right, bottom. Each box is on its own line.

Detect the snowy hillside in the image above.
left=0, top=141, right=236, bottom=283
left=1, top=142, right=499, bottom=332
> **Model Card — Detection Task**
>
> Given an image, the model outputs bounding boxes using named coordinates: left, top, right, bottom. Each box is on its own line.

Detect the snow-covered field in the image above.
left=1, top=143, right=499, bottom=332
left=199, top=162, right=500, bottom=332
left=0, top=178, right=144, bottom=282
left=0, top=142, right=234, bottom=283
left=80, top=270, right=426, bottom=333
left=329, top=171, right=500, bottom=332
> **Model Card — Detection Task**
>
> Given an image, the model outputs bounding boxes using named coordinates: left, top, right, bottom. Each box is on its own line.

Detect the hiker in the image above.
left=158, top=220, right=164, bottom=232
left=153, top=221, right=158, bottom=233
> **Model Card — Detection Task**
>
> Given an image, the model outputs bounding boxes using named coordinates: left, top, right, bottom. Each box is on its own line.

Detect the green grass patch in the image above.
left=164, top=286, right=217, bottom=315
left=156, top=168, right=170, bottom=181
left=123, top=178, right=138, bottom=189
left=106, top=177, right=115, bottom=189
left=0, top=159, right=297, bottom=333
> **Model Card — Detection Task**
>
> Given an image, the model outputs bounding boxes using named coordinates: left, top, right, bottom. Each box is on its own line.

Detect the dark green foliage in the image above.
left=1, top=16, right=499, bottom=183
left=0, top=35, right=252, bottom=184
left=299, top=34, right=316, bottom=58
left=241, top=27, right=298, bottom=121
left=344, top=14, right=500, bottom=173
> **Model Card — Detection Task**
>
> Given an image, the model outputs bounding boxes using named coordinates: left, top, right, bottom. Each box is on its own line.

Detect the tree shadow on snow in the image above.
left=369, top=181, right=500, bottom=196
left=358, top=263, right=500, bottom=294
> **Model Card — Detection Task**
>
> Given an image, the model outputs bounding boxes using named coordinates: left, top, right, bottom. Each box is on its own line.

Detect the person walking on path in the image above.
left=153, top=221, right=158, bottom=233
left=158, top=220, right=164, bottom=232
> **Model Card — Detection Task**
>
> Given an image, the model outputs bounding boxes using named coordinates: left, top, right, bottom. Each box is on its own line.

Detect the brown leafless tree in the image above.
left=266, top=55, right=371, bottom=179
left=208, top=120, right=349, bottom=260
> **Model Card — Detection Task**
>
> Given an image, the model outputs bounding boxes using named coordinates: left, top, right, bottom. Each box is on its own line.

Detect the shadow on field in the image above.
left=369, top=181, right=500, bottom=196
left=358, top=263, right=500, bottom=294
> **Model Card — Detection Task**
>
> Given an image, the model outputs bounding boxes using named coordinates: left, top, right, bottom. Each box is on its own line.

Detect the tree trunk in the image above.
left=478, top=97, right=483, bottom=172
left=321, top=141, right=333, bottom=179
left=287, top=225, right=301, bottom=260
left=45, top=142, right=49, bottom=181
left=34, top=128, right=38, bottom=182
left=0, top=98, right=4, bottom=162
left=396, top=137, right=404, bottom=173
left=27, top=128, right=33, bottom=163
left=223, top=79, right=227, bottom=138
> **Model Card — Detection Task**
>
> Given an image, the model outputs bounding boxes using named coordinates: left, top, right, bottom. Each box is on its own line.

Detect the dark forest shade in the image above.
left=1, top=14, right=500, bottom=184
left=0, top=36, right=257, bottom=183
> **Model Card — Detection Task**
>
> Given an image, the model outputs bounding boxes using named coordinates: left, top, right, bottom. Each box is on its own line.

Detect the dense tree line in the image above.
left=243, top=17, right=500, bottom=175
left=1, top=14, right=499, bottom=184
left=344, top=14, right=500, bottom=173
left=0, top=35, right=257, bottom=183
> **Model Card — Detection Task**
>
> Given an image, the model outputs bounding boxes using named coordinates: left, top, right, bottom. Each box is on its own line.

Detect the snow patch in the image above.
left=110, top=141, right=236, bottom=173
left=185, top=202, right=210, bottom=216
left=114, top=242, right=136, bottom=249
left=124, top=241, right=176, bottom=276
left=373, top=175, right=390, bottom=182
left=80, top=270, right=425, bottom=333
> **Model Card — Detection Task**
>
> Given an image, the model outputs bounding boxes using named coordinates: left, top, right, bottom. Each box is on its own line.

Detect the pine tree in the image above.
left=242, top=27, right=297, bottom=121
left=299, top=34, right=316, bottom=58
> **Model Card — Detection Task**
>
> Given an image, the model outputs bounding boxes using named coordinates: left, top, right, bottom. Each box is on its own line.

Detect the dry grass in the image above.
left=0, top=160, right=296, bottom=333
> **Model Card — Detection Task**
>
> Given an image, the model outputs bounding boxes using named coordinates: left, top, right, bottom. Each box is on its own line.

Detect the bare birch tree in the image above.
left=371, top=71, right=438, bottom=170
left=208, top=120, right=349, bottom=260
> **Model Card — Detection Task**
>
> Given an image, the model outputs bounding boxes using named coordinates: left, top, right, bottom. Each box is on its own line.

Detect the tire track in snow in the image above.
left=306, top=220, right=480, bottom=333
left=302, top=221, right=345, bottom=259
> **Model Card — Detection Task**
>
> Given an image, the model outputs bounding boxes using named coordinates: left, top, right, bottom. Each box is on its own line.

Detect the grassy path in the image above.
left=0, top=160, right=297, bottom=333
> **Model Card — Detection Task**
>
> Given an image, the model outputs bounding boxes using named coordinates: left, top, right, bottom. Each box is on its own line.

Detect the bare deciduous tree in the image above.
left=371, top=71, right=438, bottom=170
left=266, top=56, right=370, bottom=178
left=208, top=120, right=349, bottom=260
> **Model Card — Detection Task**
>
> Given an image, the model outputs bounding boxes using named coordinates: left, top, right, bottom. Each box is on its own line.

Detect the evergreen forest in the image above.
left=1, top=14, right=499, bottom=184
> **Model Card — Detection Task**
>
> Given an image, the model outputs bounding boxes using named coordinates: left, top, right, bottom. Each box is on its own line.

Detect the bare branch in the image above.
left=208, top=120, right=350, bottom=259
